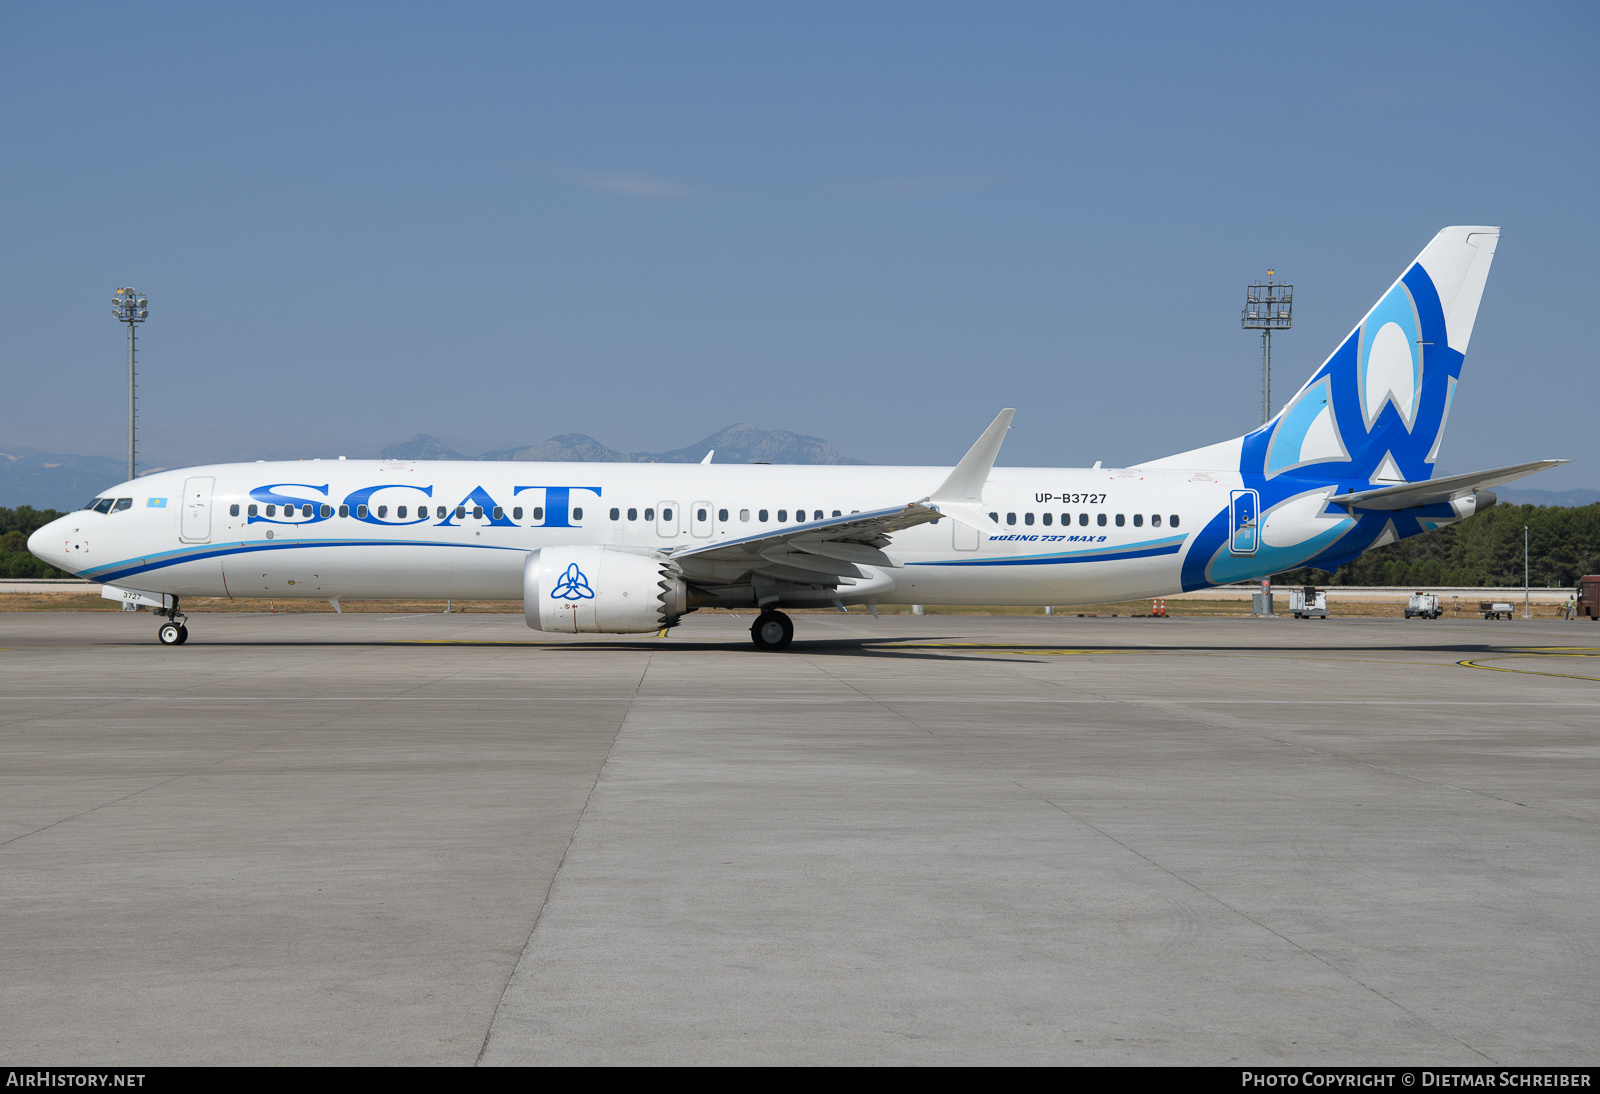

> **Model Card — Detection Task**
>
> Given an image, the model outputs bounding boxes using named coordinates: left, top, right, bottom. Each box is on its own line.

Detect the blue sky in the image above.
left=2, top=2, right=1595, bottom=485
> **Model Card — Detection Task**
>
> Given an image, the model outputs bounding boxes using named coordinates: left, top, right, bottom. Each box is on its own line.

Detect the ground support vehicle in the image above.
left=1406, top=592, right=1443, bottom=619
left=1480, top=601, right=1516, bottom=620
left=1289, top=586, right=1327, bottom=619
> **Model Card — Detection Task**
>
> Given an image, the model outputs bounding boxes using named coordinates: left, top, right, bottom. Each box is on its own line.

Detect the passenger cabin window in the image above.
left=758, top=509, right=768, bottom=522
left=832, top=510, right=841, bottom=517
left=1115, top=514, right=1125, bottom=527
left=574, top=507, right=585, bottom=520
left=610, top=508, right=620, bottom=521
left=1171, top=515, right=1180, bottom=528
left=493, top=506, right=503, bottom=521
left=1151, top=514, right=1161, bottom=527
left=248, top=504, right=258, bottom=517
left=472, top=506, right=483, bottom=519
left=1097, top=513, right=1107, bottom=527
left=1024, top=513, right=1034, bottom=526
left=644, top=508, right=654, bottom=521
left=740, top=510, right=750, bottom=521
left=398, top=505, right=408, bottom=519
left=436, top=506, right=447, bottom=519
left=230, top=504, right=240, bottom=517
left=338, top=505, right=349, bottom=518
left=1006, top=512, right=1016, bottom=525
left=1078, top=513, right=1088, bottom=526
left=627, top=508, right=637, bottom=521
left=719, top=508, right=728, bottom=522
left=697, top=508, right=707, bottom=522
left=1042, top=513, right=1052, bottom=526
left=989, top=512, right=998, bottom=523
left=512, top=507, right=522, bottom=520
left=1133, top=514, right=1143, bottom=527
left=266, top=504, right=277, bottom=517
left=778, top=510, right=787, bottom=522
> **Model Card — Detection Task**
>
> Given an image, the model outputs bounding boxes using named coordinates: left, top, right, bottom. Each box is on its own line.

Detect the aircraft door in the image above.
left=953, top=517, right=979, bottom=551
left=690, top=501, right=713, bottom=538
left=1229, top=489, right=1259, bottom=556
left=656, top=501, right=679, bottom=538
left=180, top=476, right=215, bottom=543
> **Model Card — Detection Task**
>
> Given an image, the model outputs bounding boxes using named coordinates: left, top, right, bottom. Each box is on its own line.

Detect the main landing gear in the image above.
left=156, top=597, right=189, bottom=645
left=749, top=609, right=794, bottom=651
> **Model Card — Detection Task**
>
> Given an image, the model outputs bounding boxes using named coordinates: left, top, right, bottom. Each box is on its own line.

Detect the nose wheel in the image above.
left=749, top=610, right=794, bottom=651
left=156, top=597, right=188, bottom=645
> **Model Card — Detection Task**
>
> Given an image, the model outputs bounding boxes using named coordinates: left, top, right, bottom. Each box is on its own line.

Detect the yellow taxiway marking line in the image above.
left=1456, top=647, right=1600, bottom=682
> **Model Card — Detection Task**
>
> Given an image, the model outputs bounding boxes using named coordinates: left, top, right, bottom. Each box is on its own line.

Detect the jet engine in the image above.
left=524, top=546, right=687, bottom=633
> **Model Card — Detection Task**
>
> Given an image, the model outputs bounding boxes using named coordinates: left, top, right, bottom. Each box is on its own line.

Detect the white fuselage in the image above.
left=34, top=459, right=1249, bottom=607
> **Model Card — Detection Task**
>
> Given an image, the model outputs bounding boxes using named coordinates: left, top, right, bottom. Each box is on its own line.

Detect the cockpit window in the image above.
left=113, top=498, right=132, bottom=512
left=90, top=498, right=115, bottom=514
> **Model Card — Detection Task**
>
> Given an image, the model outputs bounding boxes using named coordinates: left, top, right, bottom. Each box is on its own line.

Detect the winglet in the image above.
left=933, top=409, right=1013, bottom=501
left=925, top=409, right=1013, bottom=529
left=701, top=449, right=714, bottom=465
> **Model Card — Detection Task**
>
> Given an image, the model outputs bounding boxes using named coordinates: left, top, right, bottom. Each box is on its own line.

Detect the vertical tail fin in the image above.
left=1144, top=226, right=1500, bottom=484
left=1257, top=226, right=1499, bottom=485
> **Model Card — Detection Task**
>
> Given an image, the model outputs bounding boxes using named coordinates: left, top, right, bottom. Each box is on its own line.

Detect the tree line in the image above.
left=0, top=507, right=69, bottom=578
left=1276, top=502, right=1600, bottom=588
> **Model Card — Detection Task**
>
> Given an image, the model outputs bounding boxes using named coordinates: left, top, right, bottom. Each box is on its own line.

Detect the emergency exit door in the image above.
left=181, top=476, right=215, bottom=543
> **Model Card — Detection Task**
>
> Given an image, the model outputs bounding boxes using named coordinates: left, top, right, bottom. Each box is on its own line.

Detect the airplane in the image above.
left=29, top=226, right=1565, bottom=650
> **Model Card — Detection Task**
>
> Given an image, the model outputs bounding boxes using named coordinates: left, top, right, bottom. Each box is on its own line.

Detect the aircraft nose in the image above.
left=28, top=519, right=67, bottom=569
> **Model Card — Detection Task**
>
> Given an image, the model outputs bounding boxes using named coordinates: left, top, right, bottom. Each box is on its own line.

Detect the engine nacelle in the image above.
left=524, top=546, right=686, bottom=633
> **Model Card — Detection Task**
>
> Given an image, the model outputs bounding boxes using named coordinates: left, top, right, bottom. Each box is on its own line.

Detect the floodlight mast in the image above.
left=111, top=288, right=148, bottom=481
left=1242, top=270, right=1292, bottom=424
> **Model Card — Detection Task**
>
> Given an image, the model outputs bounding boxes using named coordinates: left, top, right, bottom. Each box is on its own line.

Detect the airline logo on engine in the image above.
left=551, top=563, right=595, bottom=600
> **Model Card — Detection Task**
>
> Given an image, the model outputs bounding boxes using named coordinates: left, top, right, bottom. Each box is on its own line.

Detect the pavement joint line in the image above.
left=0, top=713, right=344, bottom=851
left=804, top=649, right=1499, bottom=1064
left=474, top=647, right=653, bottom=1065
left=1148, top=701, right=1600, bottom=831
left=0, top=695, right=1592, bottom=706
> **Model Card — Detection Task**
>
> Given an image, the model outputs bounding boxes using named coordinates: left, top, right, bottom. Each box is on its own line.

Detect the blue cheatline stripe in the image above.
left=85, top=538, right=528, bottom=586
left=912, top=535, right=1187, bottom=568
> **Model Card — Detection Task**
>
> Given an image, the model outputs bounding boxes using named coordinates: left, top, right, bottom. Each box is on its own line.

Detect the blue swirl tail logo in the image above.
left=550, top=563, right=595, bottom=601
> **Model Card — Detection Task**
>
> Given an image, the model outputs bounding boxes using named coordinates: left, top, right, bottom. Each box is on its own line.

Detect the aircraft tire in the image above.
left=159, top=623, right=183, bottom=645
left=750, top=610, right=794, bottom=651
left=175, top=625, right=189, bottom=644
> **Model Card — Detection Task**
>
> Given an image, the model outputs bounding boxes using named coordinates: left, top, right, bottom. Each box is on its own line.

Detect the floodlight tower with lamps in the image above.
left=1242, top=270, right=1292, bottom=424
left=112, top=287, right=148, bottom=481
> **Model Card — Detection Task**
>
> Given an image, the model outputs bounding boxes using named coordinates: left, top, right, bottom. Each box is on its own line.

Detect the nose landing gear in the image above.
left=155, top=597, right=189, bottom=645
left=749, top=609, right=794, bottom=651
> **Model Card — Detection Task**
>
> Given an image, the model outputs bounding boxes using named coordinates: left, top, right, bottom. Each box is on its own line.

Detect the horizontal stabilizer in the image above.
left=1329, top=459, right=1566, bottom=511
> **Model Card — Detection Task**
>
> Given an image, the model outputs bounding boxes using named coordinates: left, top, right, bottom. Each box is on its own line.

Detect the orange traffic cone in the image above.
left=1152, top=598, right=1167, bottom=617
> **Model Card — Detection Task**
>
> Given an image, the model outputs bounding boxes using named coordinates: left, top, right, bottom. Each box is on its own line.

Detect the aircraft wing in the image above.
left=665, top=408, right=1013, bottom=593
left=1329, top=459, right=1567, bottom=511
left=665, top=502, right=942, bottom=586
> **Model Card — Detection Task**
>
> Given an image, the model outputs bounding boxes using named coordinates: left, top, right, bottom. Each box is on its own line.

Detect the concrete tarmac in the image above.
left=1, top=610, right=1595, bottom=1065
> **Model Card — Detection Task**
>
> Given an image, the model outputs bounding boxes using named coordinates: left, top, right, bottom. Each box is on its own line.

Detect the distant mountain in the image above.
left=427, top=424, right=866, bottom=465
left=375, top=434, right=471, bottom=460
left=0, top=448, right=128, bottom=510
left=1494, top=487, right=1600, bottom=507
